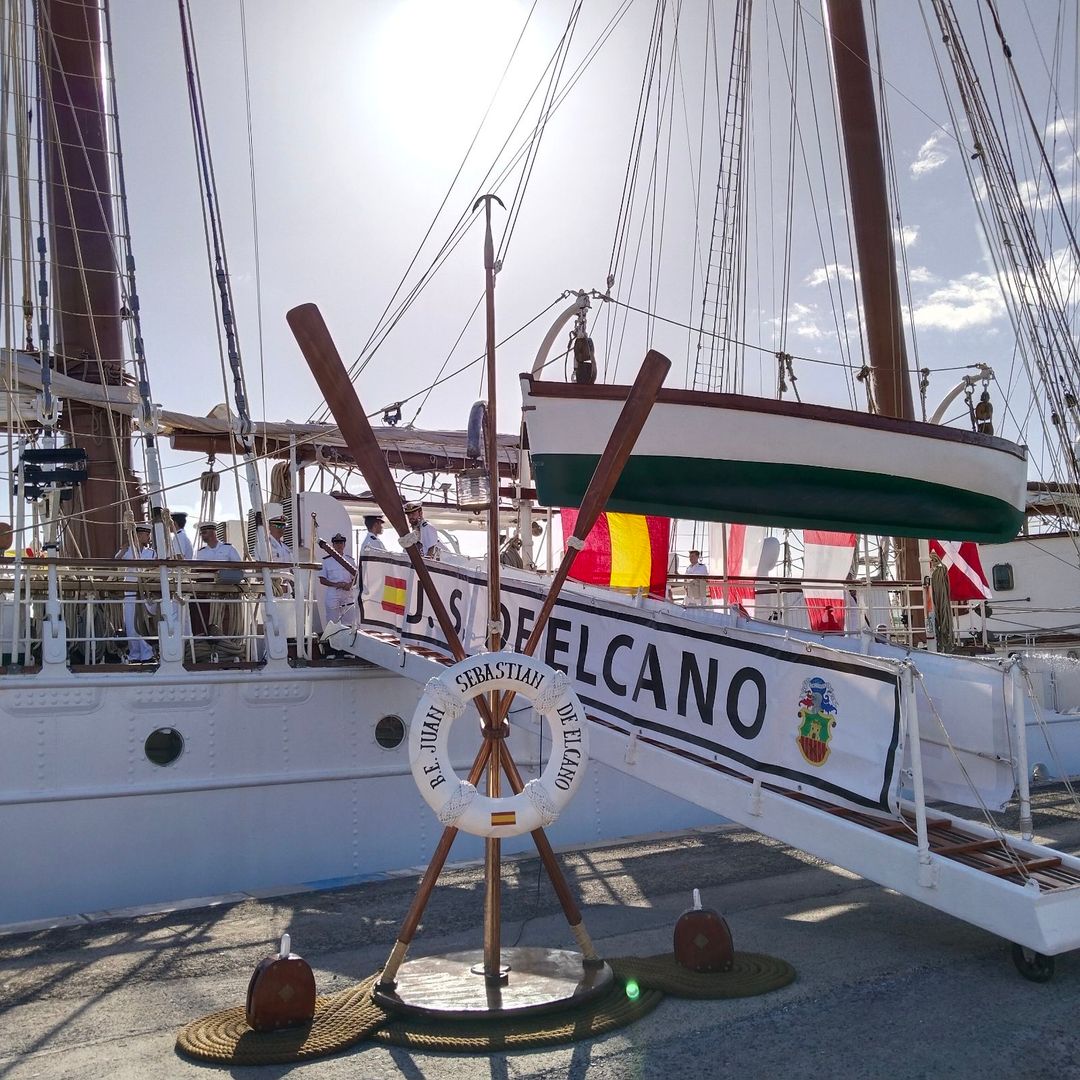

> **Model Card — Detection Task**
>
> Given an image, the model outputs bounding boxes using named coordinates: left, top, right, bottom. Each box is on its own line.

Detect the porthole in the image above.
left=374, top=714, right=407, bottom=749
left=144, top=727, right=184, bottom=767
left=992, top=563, right=1014, bottom=591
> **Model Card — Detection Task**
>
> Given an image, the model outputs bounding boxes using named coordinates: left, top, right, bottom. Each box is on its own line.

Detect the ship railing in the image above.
left=666, top=573, right=926, bottom=647
left=0, top=557, right=324, bottom=671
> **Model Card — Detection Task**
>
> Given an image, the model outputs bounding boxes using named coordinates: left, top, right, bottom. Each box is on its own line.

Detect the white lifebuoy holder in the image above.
left=408, top=651, right=589, bottom=838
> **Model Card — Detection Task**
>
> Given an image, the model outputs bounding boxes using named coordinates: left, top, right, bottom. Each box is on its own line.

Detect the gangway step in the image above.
left=984, top=856, right=1063, bottom=878
left=931, top=838, right=1004, bottom=857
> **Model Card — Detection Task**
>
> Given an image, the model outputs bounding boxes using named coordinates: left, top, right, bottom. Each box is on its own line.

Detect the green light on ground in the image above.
left=625, top=978, right=640, bottom=1000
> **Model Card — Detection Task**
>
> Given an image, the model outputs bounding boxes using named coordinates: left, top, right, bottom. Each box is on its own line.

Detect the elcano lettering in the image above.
left=403, top=570, right=786, bottom=754
left=727, top=667, right=767, bottom=739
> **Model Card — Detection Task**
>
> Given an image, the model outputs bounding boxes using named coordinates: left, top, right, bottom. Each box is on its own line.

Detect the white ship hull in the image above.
left=0, top=660, right=718, bottom=928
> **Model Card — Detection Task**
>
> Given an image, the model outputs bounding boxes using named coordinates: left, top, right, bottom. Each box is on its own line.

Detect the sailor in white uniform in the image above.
left=360, top=514, right=386, bottom=555
left=266, top=515, right=293, bottom=596
left=359, top=514, right=386, bottom=618
left=115, top=523, right=155, bottom=662
left=320, top=531, right=357, bottom=625
left=267, top=516, right=292, bottom=563
left=196, top=523, right=242, bottom=563
left=189, top=523, right=242, bottom=642
left=170, top=511, right=193, bottom=560
left=403, top=500, right=441, bottom=559
left=684, top=548, right=709, bottom=606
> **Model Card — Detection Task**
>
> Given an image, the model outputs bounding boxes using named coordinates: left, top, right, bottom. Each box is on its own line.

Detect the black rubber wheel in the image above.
left=1011, top=943, right=1055, bottom=983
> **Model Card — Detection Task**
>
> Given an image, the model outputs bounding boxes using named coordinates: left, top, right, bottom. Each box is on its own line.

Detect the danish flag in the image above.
left=929, top=540, right=991, bottom=601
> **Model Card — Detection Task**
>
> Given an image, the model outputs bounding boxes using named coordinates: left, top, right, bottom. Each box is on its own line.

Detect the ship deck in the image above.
left=2, top=787, right=1080, bottom=1079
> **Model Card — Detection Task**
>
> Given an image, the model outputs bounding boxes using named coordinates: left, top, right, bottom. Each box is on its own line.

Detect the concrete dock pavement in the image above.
left=3, top=791, right=1080, bottom=1079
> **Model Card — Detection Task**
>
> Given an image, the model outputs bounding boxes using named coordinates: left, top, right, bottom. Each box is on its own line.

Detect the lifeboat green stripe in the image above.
left=532, top=453, right=1022, bottom=543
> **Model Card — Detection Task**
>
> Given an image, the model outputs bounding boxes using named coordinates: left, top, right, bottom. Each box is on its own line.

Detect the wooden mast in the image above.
left=476, top=193, right=505, bottom=984
left=41, top=0, right=133, bottom=556
left=822, top=0, right=919, bottom=584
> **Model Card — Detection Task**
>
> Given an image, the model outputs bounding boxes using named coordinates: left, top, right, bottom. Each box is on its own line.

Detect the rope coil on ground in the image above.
left=175, top=975, right=386, bottom=1066
left=174, top=951, right=796, bottom=1066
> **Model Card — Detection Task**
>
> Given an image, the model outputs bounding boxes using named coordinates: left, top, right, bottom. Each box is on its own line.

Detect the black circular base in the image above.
left=373, top=948, right=613, bottom=1020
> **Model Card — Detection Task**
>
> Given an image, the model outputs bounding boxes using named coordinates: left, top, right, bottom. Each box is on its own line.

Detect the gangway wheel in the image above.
left=1010, top=943, right=1055, bottom=983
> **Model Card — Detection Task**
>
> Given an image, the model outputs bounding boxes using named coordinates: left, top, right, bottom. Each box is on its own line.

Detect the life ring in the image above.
left=408, top=650, right=589, bottom=838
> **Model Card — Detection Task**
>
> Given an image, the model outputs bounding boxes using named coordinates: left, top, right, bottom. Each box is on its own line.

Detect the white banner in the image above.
left=361, top=554, right=903, bottom=813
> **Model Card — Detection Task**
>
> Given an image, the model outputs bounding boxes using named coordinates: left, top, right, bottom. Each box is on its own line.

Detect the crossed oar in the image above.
left=287, top=303, right=669, bottom=987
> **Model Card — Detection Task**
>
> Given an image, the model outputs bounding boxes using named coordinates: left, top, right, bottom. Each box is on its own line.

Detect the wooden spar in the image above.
left=475, top=194, right=505, bottom=984
left=822, top=0, right=919, bottom=584
left=41, top=0, right=134, bottom=556
left=495, top=349, right=671, bottom=724
left=822, top=0, right=913, bottom=422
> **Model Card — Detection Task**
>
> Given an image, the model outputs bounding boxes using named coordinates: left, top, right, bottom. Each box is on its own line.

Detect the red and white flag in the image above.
left=929, top=540, right=991, bottom=602
left=707, top=524, right=779, bottom=614
left=802, top=531, right=857, bottom=632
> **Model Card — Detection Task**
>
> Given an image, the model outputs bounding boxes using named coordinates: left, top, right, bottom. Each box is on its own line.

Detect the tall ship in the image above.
left=3, top=0, right=1080, bottom=976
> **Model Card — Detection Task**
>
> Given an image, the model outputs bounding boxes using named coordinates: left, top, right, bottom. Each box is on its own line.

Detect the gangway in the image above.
left=331, top=623, right=1080, bottom=980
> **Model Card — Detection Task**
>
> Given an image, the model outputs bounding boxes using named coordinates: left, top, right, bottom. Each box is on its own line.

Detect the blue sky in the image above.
left=91, top=0, right=1080, bottom=519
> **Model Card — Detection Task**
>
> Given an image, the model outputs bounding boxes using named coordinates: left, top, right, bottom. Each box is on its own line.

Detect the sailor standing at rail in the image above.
left=196, top=522, right=242, bottom=563
left=170, top=511, right=193, bottom=559
left=684, top=548, right=709, bottom=607
left=360, top=514, right=386, bottom=555
left=192, top=523, right=242, bottom=643
left=115, top=522, right=155, bottom=662
left=320, top=531, right=358, bottom=625
left=267, top=516, right=292, bottom=562
left=358, top=514, right=386, bottom=619
left=267, top=515, right=294, bottom=595
left=402, top=500, right=441, bottom=559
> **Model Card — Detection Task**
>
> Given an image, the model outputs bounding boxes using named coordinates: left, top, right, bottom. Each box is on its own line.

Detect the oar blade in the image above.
left=286, top=303, right=410, bottom=537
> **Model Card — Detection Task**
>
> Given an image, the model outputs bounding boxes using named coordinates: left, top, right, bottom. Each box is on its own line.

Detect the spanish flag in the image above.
left=561, top=510, right=671, bottom=597
left=490, top=810, right=517, bottom=828
left=382, top=575, right=407, bottom=615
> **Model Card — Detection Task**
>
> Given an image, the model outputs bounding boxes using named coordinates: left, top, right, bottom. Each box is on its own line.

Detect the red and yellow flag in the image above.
left=381, top=575, right=407, bottom=615
left=561, top=509, right=671, bottom=597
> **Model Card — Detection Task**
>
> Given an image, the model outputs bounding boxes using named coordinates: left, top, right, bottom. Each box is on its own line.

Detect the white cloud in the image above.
left=911, top=272, right=1005, bottom=331
left=1015, top=174, right=1080, bottom=214
left=787, top=301, right=826, bottom=340
left=804, top=263, right=855, bottom=287
left=894, top=225, right=919, bottom=249
left=1044, top=117, right=1074, bottom=143
left=911, top=132, right=949, bottom=178
left=908, top=265, right=936, bottom=284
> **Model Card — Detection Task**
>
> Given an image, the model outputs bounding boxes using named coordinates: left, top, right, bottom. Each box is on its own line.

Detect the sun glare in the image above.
left=372, top=0, right=529, bottom=162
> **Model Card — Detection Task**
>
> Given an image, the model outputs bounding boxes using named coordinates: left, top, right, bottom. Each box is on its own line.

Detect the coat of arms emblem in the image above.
left=796, top=676, right=838, bottom=766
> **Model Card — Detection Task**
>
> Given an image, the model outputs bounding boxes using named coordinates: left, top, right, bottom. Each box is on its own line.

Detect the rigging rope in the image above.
left=310, top=0, right=628, bottom=423
left=178, top=0, right=274, bottom=565
left=238, top=0, right=268, bottom=486
left=693, top=0, right=752, bottom=394
left=925, top=0, right=1080, bottom=515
